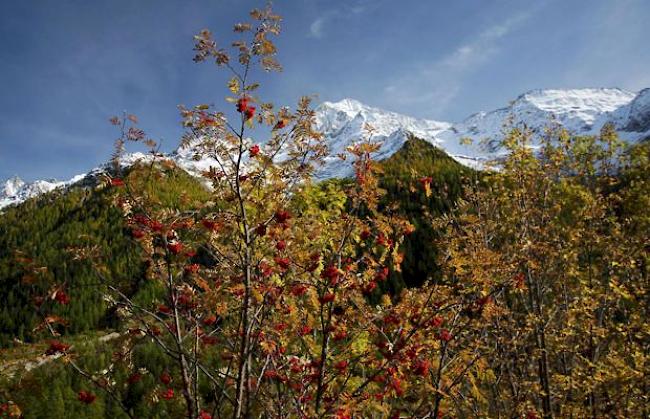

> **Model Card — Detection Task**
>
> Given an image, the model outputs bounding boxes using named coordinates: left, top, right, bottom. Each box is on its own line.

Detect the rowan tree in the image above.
left=14, top=5, right=648, bottom=419
left=30, top=6, right=481, bottom=419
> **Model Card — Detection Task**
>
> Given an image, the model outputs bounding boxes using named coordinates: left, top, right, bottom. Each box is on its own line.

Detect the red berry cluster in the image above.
left=77, top=390, right=96, bottom=404
left=236, top=97, right=256, bottom=120
left=110, top=178, right=125, bottom=187
left=249, top=144, right=260, bottom=157
left=54, top=290, right=70, bottom=305
left=161, top=388, right=174, bottom=400
left=46, top=340, right=70, bottom=355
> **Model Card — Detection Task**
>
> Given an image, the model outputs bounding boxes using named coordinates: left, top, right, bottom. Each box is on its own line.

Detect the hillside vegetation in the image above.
left=1, top=129, right=649, bottom=417
left=1, top=5, right=648, bottom=414
left=0, top=164, right=211, bottom=347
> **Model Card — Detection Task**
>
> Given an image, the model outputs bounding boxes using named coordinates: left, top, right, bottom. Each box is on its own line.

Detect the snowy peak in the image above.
left=316, top=88, right=649, bottom=173
left=314, top=99, right=366, bottom=134
left=447, top=88, right=647, bottom=154
left=2, top=87, right=649, bottom=210
left=0, top=174, right=89, bottom=210
left=507, top=88, right=637, bottom=132
left=608, top=88, right=650, bottom=134
left=514, top=88, right=636, bottom=119
left=316, top=98, right=450, bottom=136
left=1, top=177, right=62, bottom=209
left=2, top=176, right=25, bottom=198
left=624, top=88, right=650, bottom=133
left=318, top=98, right=367, bottom=118
left=314, top=98, right=452, bottom=177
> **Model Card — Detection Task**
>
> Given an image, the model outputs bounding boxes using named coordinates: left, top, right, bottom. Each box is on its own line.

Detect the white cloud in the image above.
left=308, top=0, right=378, bottom=39
left=383, top=11, right=532, bottom=115
left=309, top=17, right=326, bottom=38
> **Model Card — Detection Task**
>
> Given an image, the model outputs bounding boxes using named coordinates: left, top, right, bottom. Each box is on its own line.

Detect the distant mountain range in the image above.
left=314, top=87, right=649, bottom=177
left=3, top=87, right=649, bottom=209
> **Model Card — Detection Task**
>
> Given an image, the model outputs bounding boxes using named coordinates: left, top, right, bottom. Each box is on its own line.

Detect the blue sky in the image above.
left=1, top=0, right=649, bottom=181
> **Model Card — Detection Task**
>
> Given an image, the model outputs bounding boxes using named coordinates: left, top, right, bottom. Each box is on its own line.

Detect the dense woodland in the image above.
left=0, top=166, right=211, bottom=346
left=1, top=6, right=649, bottom=419
left=1, top=131, right=648, bottom=418
left=0, top=140, right=477, bottom=417
left=0, top=137, right=474, bottom=347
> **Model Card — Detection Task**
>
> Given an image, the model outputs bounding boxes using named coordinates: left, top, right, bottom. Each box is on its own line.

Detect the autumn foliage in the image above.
left=3, top=5, right=648, bottom=419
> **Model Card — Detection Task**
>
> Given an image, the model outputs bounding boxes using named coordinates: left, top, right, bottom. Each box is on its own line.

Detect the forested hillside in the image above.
left=1, top=5, right=649, bottom=417
left=378, top=137, right=477, bottom=289
left=0, top=164, right=210, bottom=347
left=0, top=138, right=468, bottom=347
left=0, top=138, right=474, bottom=417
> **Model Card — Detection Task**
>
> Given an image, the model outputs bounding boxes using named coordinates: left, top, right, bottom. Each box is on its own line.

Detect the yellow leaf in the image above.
left=424, top=183, right=432, bottom=198
left=252, top=288, right=264, bottom=303
left=228, top=77, right=240, bottom=94
left=260, top=340, right=276, bottom=354
left=351, top=331, right=369, bottom=355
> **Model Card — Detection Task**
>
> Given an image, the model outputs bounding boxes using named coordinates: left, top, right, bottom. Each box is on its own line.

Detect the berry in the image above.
left=291, top=284, right=307, bottom=296
left=54, top=290, right=70, bottom=305
left=160, top=372, right=172, bottom=385
left=244, top=106, right=256, bottom=120
left=46, top=340, right=70, bottom=355
left=236, top=97, right=249, bottom=113
left=131, top=228, right=146, bottom=239
left=413, top=359, right=430, bottom=376
left=255, top=224, right=267, bottom=236
left=334, top=360, right=349, bottom=372
left=201, top=219, right=219, bottom=231
left=167, top=242, right=183, bottom=255
left=274, top=210, right=292, bottom=223
left=319, top=292, right=335, bottom=304
left=77, top=390, right=96, bottom=404
left=298, top=325, right=313, bottom=336
left=110, top=178, right=125, bottom=187
left=161, top=388, right=174, bottom=400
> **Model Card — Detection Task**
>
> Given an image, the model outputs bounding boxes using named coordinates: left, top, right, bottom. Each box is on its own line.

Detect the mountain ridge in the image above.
left=3, top=87, right=650, bottom=209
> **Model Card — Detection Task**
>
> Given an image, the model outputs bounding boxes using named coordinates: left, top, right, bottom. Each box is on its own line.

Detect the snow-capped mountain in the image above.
left=2, top=87, right=650, bottom=210
left=0, top=174, right=88, bottom=209
left=312, top=88, right=650, bottom=176
left=2, top=176, right=25, bottom=198
left=314, top=98, right=451, bottom=178
left=439, top=88, right=641, bottom=154
left=604, top=88, right=650, bottom=133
